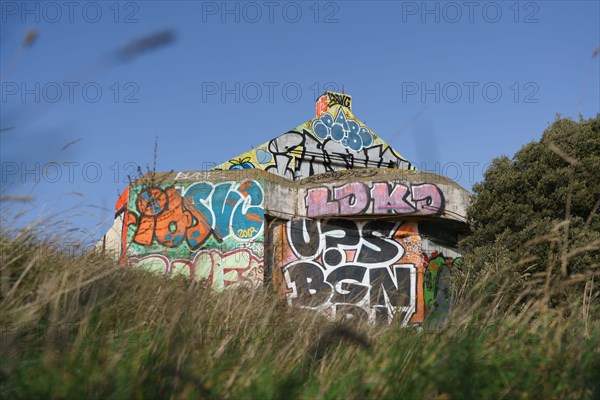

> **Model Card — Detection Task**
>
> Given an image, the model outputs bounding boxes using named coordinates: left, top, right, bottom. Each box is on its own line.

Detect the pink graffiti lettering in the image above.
left=334, top=182, right=369, bottom=215
left=371, top=182, right=415, bottom=214
left=412, top=183, right=444, bottom=213
left=305, top=187, right=339, bottom=215
left=305, top=182, right=444, bottom=217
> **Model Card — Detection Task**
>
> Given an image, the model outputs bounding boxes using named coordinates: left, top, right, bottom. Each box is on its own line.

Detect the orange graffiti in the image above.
left=133, top=187, right=193, bottom=247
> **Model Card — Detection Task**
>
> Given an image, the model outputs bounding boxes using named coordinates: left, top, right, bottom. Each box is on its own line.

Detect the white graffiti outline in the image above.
left=283, top=220, right=417, bottom=325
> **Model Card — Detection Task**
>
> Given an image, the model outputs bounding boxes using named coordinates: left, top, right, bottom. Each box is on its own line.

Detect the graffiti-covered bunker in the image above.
left=100, top=91, right=470, bottom=325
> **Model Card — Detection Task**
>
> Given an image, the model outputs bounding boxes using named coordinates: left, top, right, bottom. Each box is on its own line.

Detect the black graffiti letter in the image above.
left=288, top=219, right=321, bottom=259
left=369, top=266, right=411, bottom=308
left=320, top=220, right=360, bottom=267
left=356, top=221, right=401, bottom=264
left=326, top=265, right=368, bottom=304
left=286, top=262, right=332, bottom=307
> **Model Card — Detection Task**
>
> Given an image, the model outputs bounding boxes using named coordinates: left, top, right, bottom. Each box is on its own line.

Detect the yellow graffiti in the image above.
left=237, top=226, right=257, bottom=238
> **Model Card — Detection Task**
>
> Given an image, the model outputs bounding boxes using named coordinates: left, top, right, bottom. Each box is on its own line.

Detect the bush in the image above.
left=461, top=115, right=600, bottom=312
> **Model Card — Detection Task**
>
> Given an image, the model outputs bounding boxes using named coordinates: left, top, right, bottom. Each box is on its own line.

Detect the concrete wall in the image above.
left=100, top=169, right=468, bottom=324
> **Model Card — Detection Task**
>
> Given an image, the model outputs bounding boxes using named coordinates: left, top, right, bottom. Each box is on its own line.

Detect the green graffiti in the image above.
left=423, top=252, right=463, bottom=311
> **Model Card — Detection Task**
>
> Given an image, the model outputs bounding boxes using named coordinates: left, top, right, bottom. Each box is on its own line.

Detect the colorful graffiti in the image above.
left=129, top=180, right=264, bottom=249
left=264, top=129, right=410, bottom=180
left=228, top=157, right=255, bottom=170
left=312, top=108, right=373, bottom=151
left=129, top=248, right=264, bottom=289
left=305, top=182, right=445, bottom=217
left=212, top=95, right=413, bottom=180
left=114, top=176, right=461, bottom=321
left=327, top=92, right=352, bottom=109
left=424, top=252, right=463, bottom=313
left=316, top=91, right=352, bottom=117
left=274, top=219, right=424, bottom=325
left=124, top=179, right=265, bottom=289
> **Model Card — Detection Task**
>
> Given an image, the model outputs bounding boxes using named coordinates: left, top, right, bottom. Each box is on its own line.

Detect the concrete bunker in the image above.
left=98, top=91, right=470, bottom=325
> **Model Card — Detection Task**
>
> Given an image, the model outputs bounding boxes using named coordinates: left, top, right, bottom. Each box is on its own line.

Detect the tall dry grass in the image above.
left=0, top=210, right=598, bottom=399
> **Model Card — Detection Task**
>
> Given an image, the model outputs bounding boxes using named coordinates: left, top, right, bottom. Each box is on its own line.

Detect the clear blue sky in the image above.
left=1, top=0, right=599, bottom=244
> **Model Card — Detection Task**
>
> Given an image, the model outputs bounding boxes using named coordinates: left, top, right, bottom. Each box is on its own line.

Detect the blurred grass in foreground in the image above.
left=0, top=217, right=598, bottom=400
